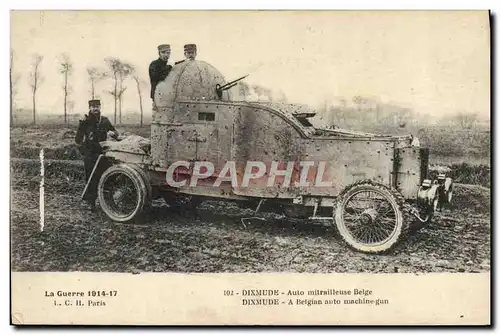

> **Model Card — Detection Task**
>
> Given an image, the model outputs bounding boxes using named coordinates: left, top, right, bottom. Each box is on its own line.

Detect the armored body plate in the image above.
left=395, top=147, right=429, bottom=200
left=166, top=125, right=198, bottom=163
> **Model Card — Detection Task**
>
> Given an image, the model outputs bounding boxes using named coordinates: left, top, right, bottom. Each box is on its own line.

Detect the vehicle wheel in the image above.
left=334, top=180, right=409, bottom=254
left=97, top=164, right=151, bottom=223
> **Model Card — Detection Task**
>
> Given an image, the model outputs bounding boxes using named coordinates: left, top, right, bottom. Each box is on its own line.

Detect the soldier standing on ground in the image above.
left=175, top=44, right=197, bottom=65
left=75, top=99, right=119, bottom=210
left=149, top=44, right=173, bottom=108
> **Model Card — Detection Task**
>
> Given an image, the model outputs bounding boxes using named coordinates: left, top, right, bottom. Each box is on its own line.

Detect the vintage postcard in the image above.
left=10, top=10, right=491, bottom=325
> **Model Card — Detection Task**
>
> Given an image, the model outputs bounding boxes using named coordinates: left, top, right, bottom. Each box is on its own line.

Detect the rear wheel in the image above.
left=97, top=164, right=150, bottom=223
left=334, top=181, right=408, bottom=254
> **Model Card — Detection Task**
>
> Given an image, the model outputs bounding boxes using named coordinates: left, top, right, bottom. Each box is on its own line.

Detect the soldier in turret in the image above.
left=149, top=44, right=173, bottom=104
left=75, top=99, right=119, bottom=210
left=175, top=44, right=197, bottom=65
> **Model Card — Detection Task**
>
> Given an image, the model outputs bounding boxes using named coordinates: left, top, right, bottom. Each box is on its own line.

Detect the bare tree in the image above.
left=352, top=95, right=365, bottom=113
left=59, top=53, right=73, bottom=123
left=117, top=63, right=133, bottom=125
left=104, top=58, right=120, bottom=124
left=87, top=66, right=107, bottom=99
left=339, top=97, right=347, bottom=108
left=105, top=58, right=133, bottom=125
left=238, top=81, right=251, bottom=101
left=10, top=50, right=21, bottom=127
left=263, top=88, right=273, bottom=102
left=29, top=54, right=44, bottom=125
left=10, top=50, right=13, bottom=126
left=251, top=84, right=274, bottom=102
left=455, top=111, right=478, bottom=130
left=67, top=100, right=75, bottom=123
left=252, top=85, right=265, bottom=101
left=132, top=74, right=145, bottom=127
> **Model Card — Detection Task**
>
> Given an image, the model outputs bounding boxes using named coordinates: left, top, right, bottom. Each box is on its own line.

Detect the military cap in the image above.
left=157, top=44, right=171, bottom=51
left=88, top=99, right=101, bottom=107
left=184, top=44, right=197, bottom=52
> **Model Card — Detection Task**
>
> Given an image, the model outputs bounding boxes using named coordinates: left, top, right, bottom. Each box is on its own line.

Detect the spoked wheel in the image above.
left=97, top=164, right=151, bottom=224
left=334, top=181, right=408, bottom=254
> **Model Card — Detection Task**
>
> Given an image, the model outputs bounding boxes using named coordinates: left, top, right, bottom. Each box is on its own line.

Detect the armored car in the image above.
left=82, top=59, right=453, bottom=254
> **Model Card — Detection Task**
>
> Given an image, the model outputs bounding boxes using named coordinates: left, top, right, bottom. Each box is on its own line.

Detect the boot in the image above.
left=86, top=199, right=96, bottom=212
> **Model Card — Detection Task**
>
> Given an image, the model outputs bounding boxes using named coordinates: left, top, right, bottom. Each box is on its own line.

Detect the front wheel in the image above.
left=334, top=180, right=408, bottom=254
left=97, top=164, right=151, bottom=223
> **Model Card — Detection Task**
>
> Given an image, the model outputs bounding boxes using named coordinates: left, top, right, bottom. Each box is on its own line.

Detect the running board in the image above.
left=307, top=216, right=334, bottom=220
left=307, top=198, right=334, bottom=220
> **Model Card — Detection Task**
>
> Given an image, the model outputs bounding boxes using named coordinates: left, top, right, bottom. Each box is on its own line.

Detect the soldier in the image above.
left=149, top=44, right=173, bottom=103
left=75, top=99, right=119, bottom=210
left=175, top=44, right=197, bottom=65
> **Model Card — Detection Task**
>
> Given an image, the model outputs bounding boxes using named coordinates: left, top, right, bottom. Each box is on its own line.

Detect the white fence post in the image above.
left=39, top=148, right=45, bottom=232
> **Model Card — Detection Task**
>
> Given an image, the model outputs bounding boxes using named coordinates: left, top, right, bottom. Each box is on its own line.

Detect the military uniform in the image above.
left=149, top=44, right=173, bottom=100
left=175, top=44, right=197, bottom=65
left=75, top=100, right=117, bottom=208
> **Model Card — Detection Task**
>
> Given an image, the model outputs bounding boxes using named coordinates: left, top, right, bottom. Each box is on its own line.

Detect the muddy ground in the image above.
left=10, top=159, right=491, bottom=273
left=10, top=127, right=491, bottom=273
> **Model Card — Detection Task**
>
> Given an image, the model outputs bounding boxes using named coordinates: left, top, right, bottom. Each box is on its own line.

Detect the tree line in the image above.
left=9, top=50, right=286, bottom=128
left=321, top=95, right=485, bottom=131
left=10, top=51, right=148, bottom=127
left=12, top=51, right=480, bottom=130
left=237, top=81, right=288, bottom=103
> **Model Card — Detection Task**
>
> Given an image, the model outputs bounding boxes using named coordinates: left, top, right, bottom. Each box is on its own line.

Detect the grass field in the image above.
left=10, top=157, right=491, bottom=273
left=10, top=119, right=491, bottom=186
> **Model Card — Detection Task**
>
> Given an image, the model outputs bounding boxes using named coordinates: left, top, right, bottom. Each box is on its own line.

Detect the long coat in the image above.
left=149, top=58, right=173, bottom=100
left=75, top=114, right=116, bottom=183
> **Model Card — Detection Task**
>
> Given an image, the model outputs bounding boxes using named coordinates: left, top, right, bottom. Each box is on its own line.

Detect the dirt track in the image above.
left=10, top=157, right=491, bottom=273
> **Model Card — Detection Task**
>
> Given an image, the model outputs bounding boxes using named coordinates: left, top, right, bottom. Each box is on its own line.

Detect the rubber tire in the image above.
left=334, top=180, right=408, bottom=254
left=97, top=164, right=150, bottom=224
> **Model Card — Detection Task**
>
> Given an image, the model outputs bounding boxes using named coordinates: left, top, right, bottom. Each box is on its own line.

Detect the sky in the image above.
left=10, top=10, right=490, bottom=119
